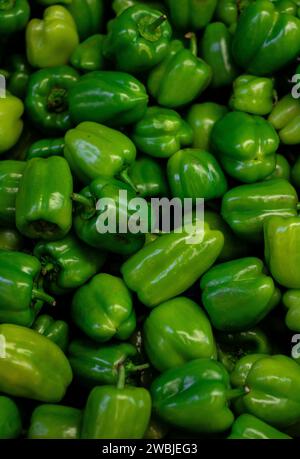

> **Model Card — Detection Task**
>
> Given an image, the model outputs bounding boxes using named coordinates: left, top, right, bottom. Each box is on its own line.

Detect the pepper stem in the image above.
left=126, top=363, right=150, bottom=373
left=117, top=365, right=126, bottom=390
left=185, top=32, right=198, bottom=56
left=32, top=288, right=56, bottom=306
left=119, top=169, right=138, bottom=193
left=71, top=193, right=94, bottom=209
left=226, top=387, right=246, bottom=401
left=146, top=14, right=167, bottom=34
left=41, top=262, right=55, bottom=275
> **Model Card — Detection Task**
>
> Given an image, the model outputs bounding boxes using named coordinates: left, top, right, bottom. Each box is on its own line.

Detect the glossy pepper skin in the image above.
left=143, top=297, right=217, bottom=372
left=0, top=93, right=24, bottom=154
left=0, top=0, right=30, bottom=35
left=201, top=22, right=238, bottom=88
left=0, top=396, right=22, bottom=439
left=1, top=54, right=31, bottom=99
left=243, top=355, right=300, bottom=428
left=230, top=353, right=268, bottom=388
left=26, top=138, right=64, bottom=160
left=264, top=216, right=300, bottom=289
left=212, top=111, right=279, bottom=183
left=81, top=370, right=151, bottom=439
left=26, top=6, right=79, bottom=68
left=165, top=0, right=217, bottom=30
left=122, top=222, right=224, bottom=308
left=265, top=154, right=291, bottom=182
left=0, top=324, right=72, bottom=402
left=167, top=148, right=227, bottom=201
left=25, top=66, right=79, bottom=135
left=68, top=339, right=138, bottom=387
left=34, top=233, right=106, bottom=295
left=214, top=0, right=238, bottom=27
left=64, top=122, right=136, bottom=185
left=70, top=35, right=106, bottom=73
left=15, top=157, right=73, bottom=240
left=200, top=258, right=276, bottom=332
left=228, top=414, right=291, bottom=440
left=66, top=0, right=103, bottom=40
left=151, top=359, right=241, bottom=433
left=186, top=102, right=227, bottom=150
left=0, top=228, right=24, bottom=251
left=0, top=160, right=25, bottom=227
left=28, top=404, right=81, bottom=439
left=232, top=0, right=300, bottom=75
left=148, top=36, right=212, bottom=109
left=71, top=273, right=136, bottom=343
left=221, top=179, right=298, bottom=242
left=0, top=251, right=55, bottom=327
left=103, top=5, right=172, bottom=73
left=69, top=71, right=148, bottom=127
left=283, top=290, right=300, bottom=332
left=230, top=75, right=275, bottom=116
left=268, top=95, right=300, bottom=144
left=131, top=106, right=193, bottom=159
left=32, top=314, right=69, bottom=352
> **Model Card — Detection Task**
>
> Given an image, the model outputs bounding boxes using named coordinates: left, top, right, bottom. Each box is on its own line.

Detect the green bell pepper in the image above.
left=70, top=35, right=106, bottom=73
left=186, top=102, right=228, bottom=151
left=0, top=0, right=30, bottom=35
left=122, top=222, right=224, bottom=307
left=283, top=289, right=300, bottom=332
left=81, top=367, right=151, bottom=439
left=1, top=54, right=31, bottom=99
left=71, top=273, right=136, bottom=343
left=15, top=157, right=73, bottom=240
left=0, top=228, right=24, bottom=251
left=28, top=404, right=81, bottom=439
left=264, top=154, right=291, bottom=181
left=0, top=92, right=24, bottom=154
left=0, top=323, right=72, bottom=402
left=200, top=258, right=276, bottom=332
left=165, top=0, right=217, bottom=30
left=151, top=358, right=242, bottom=433
left=25, top=66, right=79, bottom=135
left=167, top=148, right=228, bottom=200
left=214, top=0, right=238, bottom=27
left=230, top=75, right=275, bottom=115
left=103, top=5, right=172, bottom=73
left=264, top=216, right=300, bottom=288
left=64, top=122, right=136, bottom=185
left=32, top=314, right=69, bottom=352
left=144, top=417, right=169, bottom=440
left=232, top=0, right=300, bottom=75
left=66, top=0, right=103, bottom=40
left=68, top=71, right=148, bottom=127
left=268, top=94, right=300, bottom=144
left=26, top=6, right=79, bottom=68
left=211, top=111, right=279, bottom=183
left=0, top=251, right=55, bottom=327
left=34, top=233, right=106, bottom=295
left=221, top=179, right=298, bottom=242
left=201, top=22, right=238, bottom=88
left=0, top=160, right=25, bottom=227
left=131, top=106, right=193, bottom=158
left=26, top=138, right=64, bottom=160
left=143, top=296, right=217, bottom=372
left=228, top=414, right=292, bottom=439
left=0, top=396, right=22, bottom=439
left=148, top=34, right=212, bottom=108
left=230, top=353, right=269, bottom=388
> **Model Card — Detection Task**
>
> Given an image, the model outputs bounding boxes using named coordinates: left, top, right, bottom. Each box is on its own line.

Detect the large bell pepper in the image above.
left=200, top=258, right=277, bottom=332
left=71, top=273, right=136, bottom=343
left=33, top=233, right=106, bottom=295
left=268, top=94, right=300, bottom=144
left=15, top=157, right=73, bottom=240
left=164, top=0, right=217, bottom=30
left=0, top=396, right=22, bottom=439
left=32, top=314, right=69, bottom=352
left=121, top=222, right=224, bottom=308
left=151, top=359, right=243, bottom=433
left=68, top=71, right=148, bottom=127
left=228, top=414, right=292, bottom=439
left=28, top=404, right=81, bottom=439
left=0, top=251, right=55, bottom=327
left=70, top=35, right=106, bottom=73
left=283, top=289, right=300, bottom=332
left=148, top=34, right=212, bottom=108
left=0, top=160, right=25, bottom=227
left=0, top=324, right=72, bottom=402
left=221, top=179, right=298, bottom=242
left=232, top=0, right=300, bottom=75
left=26, top=6, right=79, bottom=68
left=26, top=138, right=64, bottom=160
left=0, top=228, right=24, bottom=251
left=103, top=5, right=172, bottom=73
left=230, top=75, right=275, bottom=115
left=0, top=93, right=24, bottom=154
left=167, top=148, right=227, bottom=200
left=0, top=0, right=30, bottom=35
left=66, top=0, right=103, bottom=40
left=81, top=367, right=151, bottom=439
left=143, top=297, right=217, bottom=372
left=131, top=106, right=193, bottom=158
left=264, top=216, right=300, bottom=288
left=25, top=66, right=79, bottom=135
left=211, top=111, right=279, bottom=183
left=186, top=102, right=228, bottom=151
